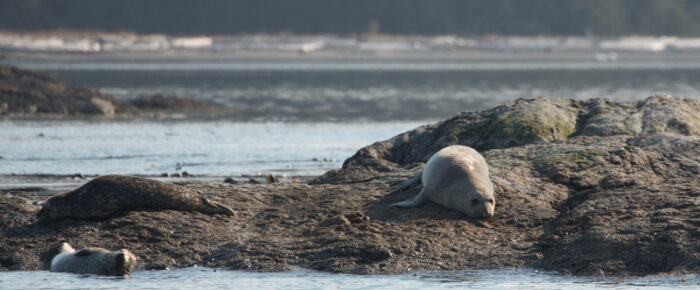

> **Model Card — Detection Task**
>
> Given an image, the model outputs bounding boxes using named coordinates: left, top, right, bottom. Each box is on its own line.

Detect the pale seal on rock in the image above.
left=392, top=145, right=496, bottom=219
left=50, top=242, right=137, bottom=276
left=37, top=175, right=235, bottom=223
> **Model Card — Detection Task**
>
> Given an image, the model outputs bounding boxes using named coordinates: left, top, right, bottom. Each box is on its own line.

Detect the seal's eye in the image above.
left=487, top=199, right=494, bottom=204
left=471, top=199, right=479, bottom=206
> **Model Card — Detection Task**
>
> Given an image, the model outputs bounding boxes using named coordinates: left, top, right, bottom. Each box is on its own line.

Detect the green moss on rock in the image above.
left=478, top=100, right=577, bottom=148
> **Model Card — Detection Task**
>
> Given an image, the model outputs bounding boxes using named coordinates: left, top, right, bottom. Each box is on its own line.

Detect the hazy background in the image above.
left=3, top=0, right=700, bottom=181
left=2, top=0, right=700, bottom=36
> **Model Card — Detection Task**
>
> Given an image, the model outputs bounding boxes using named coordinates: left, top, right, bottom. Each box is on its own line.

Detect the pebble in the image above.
left=266, top=175, right=279, bottom=184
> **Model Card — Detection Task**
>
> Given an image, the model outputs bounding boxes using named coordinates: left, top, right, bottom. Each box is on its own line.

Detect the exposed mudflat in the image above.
left=1, top=96, right=698, bottom=277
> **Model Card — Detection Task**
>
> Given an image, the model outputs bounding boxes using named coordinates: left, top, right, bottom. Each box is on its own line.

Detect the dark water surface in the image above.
left=1, top=267, right=698, bottom=289
left=10, top=58, right=700, bottom=121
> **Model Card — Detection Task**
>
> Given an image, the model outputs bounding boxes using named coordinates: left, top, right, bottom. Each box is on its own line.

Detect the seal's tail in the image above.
left=391, top=188, right=428, bottom=208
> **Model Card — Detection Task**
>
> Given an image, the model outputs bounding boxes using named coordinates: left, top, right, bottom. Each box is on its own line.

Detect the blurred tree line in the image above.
left=2, top=0, right=700, bottom=36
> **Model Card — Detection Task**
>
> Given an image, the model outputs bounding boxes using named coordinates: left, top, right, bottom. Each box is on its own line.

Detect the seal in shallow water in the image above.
left=391, top=145, right=496, bottom=219
left=50, top=242, right=137, bottom=276
left=37, top=174, right=235, bottom=223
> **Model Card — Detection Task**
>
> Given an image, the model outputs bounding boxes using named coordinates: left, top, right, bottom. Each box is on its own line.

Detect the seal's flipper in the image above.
left=391, top=188, right=428, bottom=208
left=59, top=242, right=75, bottom=253
left=200, top=197, right=236, bottom=216
left=397, top=171, right=422, bottom=190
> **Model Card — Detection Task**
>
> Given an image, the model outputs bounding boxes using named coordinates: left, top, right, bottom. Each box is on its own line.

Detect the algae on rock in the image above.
left=477, top=98, right=578, bottom=147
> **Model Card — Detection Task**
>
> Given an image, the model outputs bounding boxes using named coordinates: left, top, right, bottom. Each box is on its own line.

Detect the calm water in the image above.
left=9, top=58, right=700, bottom=121
left=0, top=120, right=422, bottom=176
left=0, top=267, right=698, bottom=289
left=3, top=57, right=700, bottom=178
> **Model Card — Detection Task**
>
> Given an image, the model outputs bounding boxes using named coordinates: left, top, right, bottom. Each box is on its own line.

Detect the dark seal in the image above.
left=37, top=175, right=235, bottom=223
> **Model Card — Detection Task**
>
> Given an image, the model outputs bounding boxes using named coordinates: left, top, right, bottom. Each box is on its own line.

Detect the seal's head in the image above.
left=113, top=249, right=138, bottom=276
left=463, top=183, right=496, bottom=220
left=37, top=194, right=67, bottom=223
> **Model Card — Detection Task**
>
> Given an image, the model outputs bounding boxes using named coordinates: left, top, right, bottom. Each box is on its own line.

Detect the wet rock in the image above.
left=581, top=98, right=641, bottom=136
left=0, top=65, right=217, bottom=117
left=345, top=211, right=370, bottom=224
left=320, top=215, right=351, bottom=227
left=265, top=175, right=279, bottom=184
left=83, top=97, right=115, bottom=115
left=0, top=65, right=129, bottom=116
left=638, top=95, right=700, bottom=136
left=0, top=193, right=40, bottom=213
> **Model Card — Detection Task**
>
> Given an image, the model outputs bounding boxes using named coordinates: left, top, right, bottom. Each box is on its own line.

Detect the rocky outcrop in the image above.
left=0, top=96, right=698, bottom=277
left=310, top=95, right=700, bottom=276
left=0, top=65, right=213, bottom=117
left=0, top=65, right=125, bottom=116
left=313, top=96, right=699, bottom=184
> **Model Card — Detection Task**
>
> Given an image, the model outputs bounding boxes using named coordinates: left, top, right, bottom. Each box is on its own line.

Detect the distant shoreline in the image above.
left=6, top=46, right=700, bottom=63
left=3, top=31, right=700, bottom=59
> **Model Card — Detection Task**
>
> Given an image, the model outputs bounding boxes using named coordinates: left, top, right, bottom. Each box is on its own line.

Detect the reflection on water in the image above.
left=0, top=268, right=697, bottom=289
left=0, top=121, right=423, bottom=177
